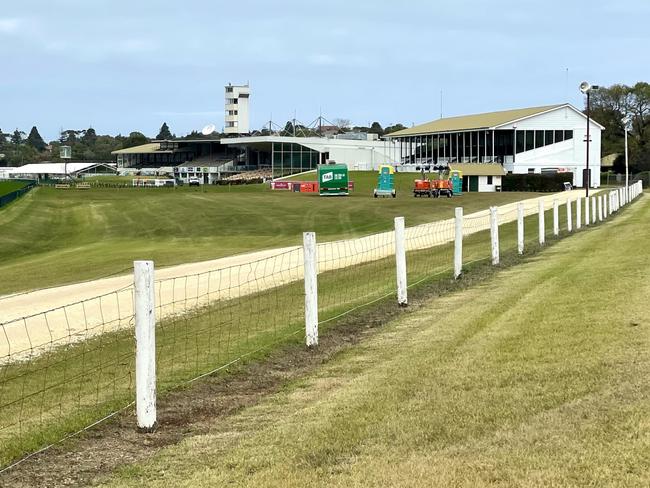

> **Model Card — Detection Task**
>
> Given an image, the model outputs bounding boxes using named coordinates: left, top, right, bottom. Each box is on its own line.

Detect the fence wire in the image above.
left=0, top=286, right=135, bottom=467
left=0, top=187, right=640, bottom=470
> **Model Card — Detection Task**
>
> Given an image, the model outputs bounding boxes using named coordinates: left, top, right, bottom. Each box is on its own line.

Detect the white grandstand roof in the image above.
left=10, top=162, right=114, bottom=175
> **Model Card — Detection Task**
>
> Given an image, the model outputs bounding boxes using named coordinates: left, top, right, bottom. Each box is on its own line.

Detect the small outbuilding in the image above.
left=449, top=163, right=505, bottom=192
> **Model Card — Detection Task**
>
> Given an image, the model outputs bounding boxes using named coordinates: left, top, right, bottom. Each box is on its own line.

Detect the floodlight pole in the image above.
left=624, top=119, right=630, bottom=197
left=585, top=90, right=590, bottom=198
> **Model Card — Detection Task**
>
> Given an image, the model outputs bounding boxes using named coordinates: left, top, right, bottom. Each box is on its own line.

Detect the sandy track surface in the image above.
left=0, top=190, right=591, bottom=362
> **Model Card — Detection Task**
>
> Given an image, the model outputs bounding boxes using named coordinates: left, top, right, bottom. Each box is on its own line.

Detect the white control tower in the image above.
left=224, top=83, right=250, bottom=134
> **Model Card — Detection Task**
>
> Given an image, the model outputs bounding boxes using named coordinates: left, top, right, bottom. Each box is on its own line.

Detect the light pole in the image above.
left=579, top=81, right=599, bottom=197
left=622, top=115, right=632, bottom=200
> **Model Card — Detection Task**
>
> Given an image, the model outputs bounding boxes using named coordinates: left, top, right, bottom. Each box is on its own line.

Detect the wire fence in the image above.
left=0, top=184, right=643, bottom=470
left=0, top=181, right=36, bottom=208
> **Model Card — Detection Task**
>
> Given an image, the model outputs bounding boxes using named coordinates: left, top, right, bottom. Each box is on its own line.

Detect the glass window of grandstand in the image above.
left=517, top=129, right=571, bottom=153
left=516, top=131, right=525, bottom=153
left=525, top=131, right=534, bottom=151
left=545, top=130, right=553, bottom=145
left=272, top=142, right=319, bottom=177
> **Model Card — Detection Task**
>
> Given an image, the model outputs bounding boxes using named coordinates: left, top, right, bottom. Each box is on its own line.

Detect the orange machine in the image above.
left=413, top=179, right=434, bottom=197
left=433, top=179, right=453, bottom=198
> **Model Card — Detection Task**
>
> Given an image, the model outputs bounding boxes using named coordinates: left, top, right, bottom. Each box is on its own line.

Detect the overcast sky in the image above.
left=1, top=0, right=648, bottom=141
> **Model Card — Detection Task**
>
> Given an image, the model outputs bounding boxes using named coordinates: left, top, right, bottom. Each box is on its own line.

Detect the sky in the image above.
left=1, top=0, right=649, bottom=141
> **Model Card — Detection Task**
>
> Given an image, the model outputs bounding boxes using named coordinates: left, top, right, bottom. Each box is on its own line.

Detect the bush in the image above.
left=502, top=173, right=574, bottom=192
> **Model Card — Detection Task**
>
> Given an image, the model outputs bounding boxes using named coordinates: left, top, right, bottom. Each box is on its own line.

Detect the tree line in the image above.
left=587, top=81, right=650, bottom=173
left=0, top=120, right=407, bottom=167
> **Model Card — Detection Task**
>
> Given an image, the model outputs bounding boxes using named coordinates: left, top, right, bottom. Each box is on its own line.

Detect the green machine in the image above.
left=373, top=164, right=396, bottom=198
left=318, top=164, right=349, bottom=196
left=450, top=169, right=463, bottom=196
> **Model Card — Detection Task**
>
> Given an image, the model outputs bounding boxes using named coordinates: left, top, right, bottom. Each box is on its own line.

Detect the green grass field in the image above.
left=99, top=195, right=650, bottom=488
left=0, top=180, right=30, bottom=198
left=0, top=195, right=598, bottom=469
left=0, top=172, right=540, bottom=295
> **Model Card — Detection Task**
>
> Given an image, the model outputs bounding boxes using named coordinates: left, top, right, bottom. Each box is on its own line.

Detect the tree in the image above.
left=333, top=118, right=351, bottom=131
left=384, top=123, right=407, bottom=135
left=26, top=126, right=46, bottom=151
left=60, top=130, right=81, bottom=144
left=589, top=82, right=650, bottom=173
left=11, top=129, right=24, bottom=145
left=283, top=121, right=295, bottom=136
left=81, top=127, right=97, bottom=146
left=122, top=131, right=149, bottom=149
left=156, top=122, right=173, bottom=140
left=369, top=122, right=384, bottom=136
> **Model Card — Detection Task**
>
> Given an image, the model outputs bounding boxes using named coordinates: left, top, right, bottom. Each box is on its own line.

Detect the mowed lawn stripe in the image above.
left=103, top=196, right=649, bottom=488
left=0, top=173, right=541, bottom=295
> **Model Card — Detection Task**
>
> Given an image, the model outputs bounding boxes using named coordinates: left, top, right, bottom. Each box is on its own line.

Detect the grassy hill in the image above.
left=0, top=172, right=539, bottom=294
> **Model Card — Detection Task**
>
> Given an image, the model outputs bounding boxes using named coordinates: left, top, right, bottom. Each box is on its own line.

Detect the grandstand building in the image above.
left=111, top=134, right=397, bottom=183
left=385, top=104, right=603, bottom=188
left=8, top=162, right=116, bottom=180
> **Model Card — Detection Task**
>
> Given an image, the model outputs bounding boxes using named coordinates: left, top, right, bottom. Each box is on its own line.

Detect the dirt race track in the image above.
left=0, top=191, right=589, bottom=363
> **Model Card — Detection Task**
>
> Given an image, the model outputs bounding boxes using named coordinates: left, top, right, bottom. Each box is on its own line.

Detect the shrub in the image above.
left=502, top=173, right=574, bottom=192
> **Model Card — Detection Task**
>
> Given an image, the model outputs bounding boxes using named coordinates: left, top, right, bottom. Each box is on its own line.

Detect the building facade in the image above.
left=224, top=83, right=250, bottom=134
left=385, top=104, right=603, bottom=188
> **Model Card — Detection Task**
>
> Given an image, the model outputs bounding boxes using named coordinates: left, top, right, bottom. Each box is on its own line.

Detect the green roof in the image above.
left=388, top=104, right=565, bottom=137
left=111, top=143, right=169, bottom=155
left=449, top=163, right=506, bottom=176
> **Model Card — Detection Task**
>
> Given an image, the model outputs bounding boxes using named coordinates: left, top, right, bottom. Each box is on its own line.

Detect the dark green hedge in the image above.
left=502, top=173, right=574, bottom=192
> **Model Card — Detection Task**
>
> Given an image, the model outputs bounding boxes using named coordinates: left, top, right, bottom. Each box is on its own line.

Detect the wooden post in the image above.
left=454, top=208, right=463, bottom=279
left=538, top=200, right=545, bottom=245
left=517, top=202, right=524, bottom=255
left=490, top=206, right=499, bottom=265
left=303, top=232, right=319, bottom=347
left=394, top=217, right=408, bottom=306
left=553, top=198, right=559, bottom=236
left=567, top=199, right=572, bottom=232
left=134, top=260, right=157, bottom=431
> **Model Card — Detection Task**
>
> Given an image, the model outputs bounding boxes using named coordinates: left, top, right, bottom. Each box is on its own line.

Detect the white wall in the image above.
left=478, top=175, right=501, bottom=192
left=502, top=106, right=602, bottom=188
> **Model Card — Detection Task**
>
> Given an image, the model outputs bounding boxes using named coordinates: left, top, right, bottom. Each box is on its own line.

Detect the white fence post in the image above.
left=454, top=208, right=463, bottom=279
left=567, top=199, right=573, bottom=232
left=490, top=206, right=499, bottom=265
left=597, top=195, right=602, bottom=222
left=134, top=260, right=157, bottom=432
left=592, top=197, right=597, bottom=224
left=538, top=200, right=545, bottom=245
left=553, top=198, right=559, bottom=236
left=584, top=196, right=590, bottom=226
left=576, top=197, right=582, bottom=229
left=303, top=232, right=319, bottom=347
left=604, top=194, right=608, bottom=218
left=517, top=202, right=524, bottom=255
left=394, top=217, right=408, bottom=306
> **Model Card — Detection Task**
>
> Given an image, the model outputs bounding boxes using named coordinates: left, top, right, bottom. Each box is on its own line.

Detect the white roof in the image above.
left=220, top=135, right=387, bottom=150
left=10, top=162, right=111, bottom=175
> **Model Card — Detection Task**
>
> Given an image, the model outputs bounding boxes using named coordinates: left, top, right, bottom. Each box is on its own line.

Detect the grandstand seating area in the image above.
left=222, top=168, right=273, bottom=181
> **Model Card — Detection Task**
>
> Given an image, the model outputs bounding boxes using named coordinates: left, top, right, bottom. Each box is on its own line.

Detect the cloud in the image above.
left=0, top=18, right=22, bottom=34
